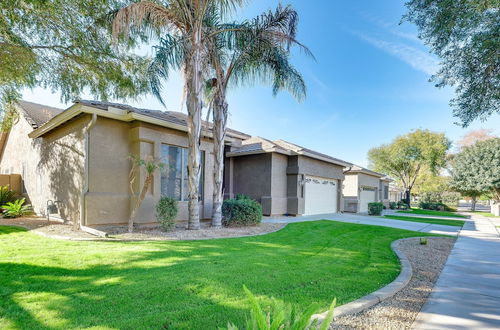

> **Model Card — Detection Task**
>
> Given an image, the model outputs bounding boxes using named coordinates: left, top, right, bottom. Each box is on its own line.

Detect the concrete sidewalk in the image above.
left=413, top=215, right=500, bottom=329
left=262, top=212, right=461, bottom=236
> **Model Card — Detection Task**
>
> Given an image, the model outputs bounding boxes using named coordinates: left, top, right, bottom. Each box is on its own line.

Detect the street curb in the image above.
left=313, top=237, right=416, bottom=322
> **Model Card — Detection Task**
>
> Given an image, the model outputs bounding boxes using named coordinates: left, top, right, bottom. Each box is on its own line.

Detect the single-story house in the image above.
left=342, top=165, right=391, bottom=213
left=224, top=137, right=352, bottom=216
left=0, top=100, right=358, bottom=229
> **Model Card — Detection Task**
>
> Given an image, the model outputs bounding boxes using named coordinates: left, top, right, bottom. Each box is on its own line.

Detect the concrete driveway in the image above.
left=413, top=214, right=500, bottom=329
left=263, top=212, right=462, bottom=236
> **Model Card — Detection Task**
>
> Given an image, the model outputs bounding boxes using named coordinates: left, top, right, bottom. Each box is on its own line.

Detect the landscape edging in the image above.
left=313, top=237, right=417, bottom=322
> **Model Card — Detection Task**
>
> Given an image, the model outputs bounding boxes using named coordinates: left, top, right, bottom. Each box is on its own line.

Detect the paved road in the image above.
left=263, top=212, right=461, bottom=236
left=413, top=215, right=500, bottom=329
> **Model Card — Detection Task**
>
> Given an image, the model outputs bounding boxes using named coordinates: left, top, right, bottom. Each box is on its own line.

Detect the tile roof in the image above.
left=18, top=101, right=64, bottom=129
left=76, top=100, right=250, bottom=139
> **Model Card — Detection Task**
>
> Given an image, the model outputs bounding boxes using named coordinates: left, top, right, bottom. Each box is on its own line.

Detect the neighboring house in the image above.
left=388, top=182, right=405, bottom=203
left=224, top=137, right=352, bottom=216
left=342, top=166, right=391, bottom=213
left=0, top=100, right=383, bottom=229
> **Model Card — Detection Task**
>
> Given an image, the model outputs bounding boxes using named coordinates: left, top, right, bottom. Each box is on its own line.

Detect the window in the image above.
left=160, top=144, right=204, bottom=201
left=384, top=186, right=389, bottom=199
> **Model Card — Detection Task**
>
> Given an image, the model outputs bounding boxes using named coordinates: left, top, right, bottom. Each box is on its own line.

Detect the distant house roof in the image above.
left=344, top=165, right=387, bottom=178
left=25, top=99, right=250, bottom=140
left=227, top=136, right=352, bottom=167
left=17, top=101, right=64, bottom=129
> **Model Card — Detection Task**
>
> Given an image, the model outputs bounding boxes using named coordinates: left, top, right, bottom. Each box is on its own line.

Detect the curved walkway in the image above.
left=413, top=214, right=500, bottom=329
left=263, top=212, right=461, bottom=236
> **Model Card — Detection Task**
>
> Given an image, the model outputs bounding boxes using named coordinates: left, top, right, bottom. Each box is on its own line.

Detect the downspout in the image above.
left=79, top=113, right=97, bottom=229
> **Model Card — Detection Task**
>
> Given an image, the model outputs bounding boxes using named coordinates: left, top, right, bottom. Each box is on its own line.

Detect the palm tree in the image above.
left=112, top=0, right=245, bottom=230
left=205, top=4, right=312, bottom=228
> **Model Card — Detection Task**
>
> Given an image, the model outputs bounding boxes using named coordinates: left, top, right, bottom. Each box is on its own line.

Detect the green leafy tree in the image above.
left=368, top=129, right=450, bottom=205
left=450, top=138, right=500, bottom=210
left=204, top=5, right=310, bottom=228
left=0, top=0, right=150, bottom=123
left=404, top=0, right=500, bottom=126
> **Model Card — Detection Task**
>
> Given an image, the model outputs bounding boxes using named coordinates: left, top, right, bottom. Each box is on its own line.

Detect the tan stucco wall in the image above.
left=342, top=174, right=358, bottom=197
left=269, top=153, right=288, bottom=215
left=0, top=115, right=88, bottom=221
left=85, top=118, right=216, bottom=227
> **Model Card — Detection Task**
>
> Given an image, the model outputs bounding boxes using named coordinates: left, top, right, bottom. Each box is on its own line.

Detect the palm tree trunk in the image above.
left=129, top=174, right=153, bottom=233
left=212, top=92, right=228, bottom=228
left=186, top=26, right=203, bottom=230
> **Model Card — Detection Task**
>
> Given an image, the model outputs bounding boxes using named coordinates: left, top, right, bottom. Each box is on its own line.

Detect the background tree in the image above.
left=0, top=0, right=150, bottom=122
left=114, top=0, right=245, bottom=230
left=411, top=165, right=450, bottom=195
left=128, top=155, right=164, bottom=233
left=205, top=4, right=310, bottom=228
left=404, top=0, right=499, bottom=126
left=456, top=129, right=496, bottom=151
left=368, top=129, right=450, bottom=205
left=450, top=138, right=500, bottom=211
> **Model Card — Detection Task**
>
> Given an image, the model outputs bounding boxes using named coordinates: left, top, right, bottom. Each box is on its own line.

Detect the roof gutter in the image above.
left=28, top=104, right=246, bottom=142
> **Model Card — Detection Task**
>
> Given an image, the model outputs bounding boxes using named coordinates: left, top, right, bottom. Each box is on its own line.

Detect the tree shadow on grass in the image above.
left=0, top=221, right=428, bottom=329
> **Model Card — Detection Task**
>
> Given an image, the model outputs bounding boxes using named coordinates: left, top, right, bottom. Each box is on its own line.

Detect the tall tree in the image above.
left=456, top=129, right=496, bottom=151
left=450, top=138, right=500, bottom=210
left=368, top=129, right=450, bottom=205
left=404, top=0, right=500, bottom=126
left=205, top=4, right=310, bottom=228
left=0, top=0, right=150, bottom=120
left=113, top=0, right=245, bottom=230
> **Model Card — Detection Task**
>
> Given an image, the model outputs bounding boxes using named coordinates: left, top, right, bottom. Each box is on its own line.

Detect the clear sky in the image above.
left=23, top=0, right=500, bottom=167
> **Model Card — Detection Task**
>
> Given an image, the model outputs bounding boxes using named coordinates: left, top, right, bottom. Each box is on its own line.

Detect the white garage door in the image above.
left=304, top=176, right=338, bottom=215
left=359, top=187, right=377, bottom=213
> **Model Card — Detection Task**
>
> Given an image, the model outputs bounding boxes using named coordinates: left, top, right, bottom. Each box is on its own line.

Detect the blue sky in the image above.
left=23, top=0, right=500, bottom=167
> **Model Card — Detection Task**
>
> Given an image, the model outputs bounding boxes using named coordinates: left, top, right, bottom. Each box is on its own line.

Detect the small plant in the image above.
left=2, top=198, right=32, bottom=218
left=225, top=286, right=336, bottom=330
left=368, top=202, right=384, bottom=216
left=397, top=200, right=409, bottom=210
left=389, top=202, right=397, bottom=210
left=420, top=238, right=428, bottom=245
left=0, top=185, right=16, bottom=207
left=156, top=197, right=178, bottom=231
left=222, top=195, right=262, bottom=226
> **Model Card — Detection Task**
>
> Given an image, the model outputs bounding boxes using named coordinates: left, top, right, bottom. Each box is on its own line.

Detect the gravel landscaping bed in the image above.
left=331, top=237, right=455, bottom=330
left=0, top=217, right=285, bottom=241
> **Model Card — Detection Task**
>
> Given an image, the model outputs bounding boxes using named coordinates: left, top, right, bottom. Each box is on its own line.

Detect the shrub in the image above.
left=442, top=191, right=461, bottom=207
left=368, top=202, right=384, bottom=216
left=222, top=195, right=262, bottom=226
left=156, top=197, right=178, bottom=231
left=397, top=200, right=409, bottom=209
left=225, top=286, right=336, bottom=330
left=2, top=198, right=32, bottom=218
left=419, top=201, right=448, bottom=211
left=0, top=185, right=16, bottom=207
left=389, top=202, right=397, bottom=210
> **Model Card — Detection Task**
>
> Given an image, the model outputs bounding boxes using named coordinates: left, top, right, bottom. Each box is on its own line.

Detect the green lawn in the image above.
left=397, top=208, right=468, bottom=218
left=468, top=211, right=500, bottom=218
left=0, top=221, right=437, bottom=329
left=383, top=215, right=465, bottom=227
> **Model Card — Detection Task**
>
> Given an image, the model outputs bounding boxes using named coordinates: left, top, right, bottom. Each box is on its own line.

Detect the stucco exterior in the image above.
left=342, top=167, right=391, bottom=212
left=0, top=113, right=87, bottom=221
left=228, top=152, right=346, bottom=216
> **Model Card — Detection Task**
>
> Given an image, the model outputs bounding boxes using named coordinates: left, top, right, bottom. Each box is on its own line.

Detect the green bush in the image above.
left=156, top=197, right=178, bottom=231
left=389, top=202, right=397, bottom=210
left=2, top=198, right=32, bottom=218
left=0, top=185, right=16, bottom=207
left=225, top=286, right=336, bottom=330
left=368, top=202, right=384, bottom=216
left=442, top=191, right=461, bottom=207
left=222, top=195, right=262, bottom=226
left=397, top=201, right=409, bottom=209
left=419, top=201, right=448, bottom=211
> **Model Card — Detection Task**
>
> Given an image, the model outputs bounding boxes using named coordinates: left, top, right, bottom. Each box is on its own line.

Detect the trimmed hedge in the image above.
left=368, top=202, right=384, bottom=216
left=222, top=195, right=262, bottom=226
left=389, top=202, right=397, bottom=210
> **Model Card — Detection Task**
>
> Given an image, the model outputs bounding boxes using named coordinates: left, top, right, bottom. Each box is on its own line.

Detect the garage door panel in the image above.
left=359, top=187, right=377, bottom=213
left=304, top=176, right=338, bottom=215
